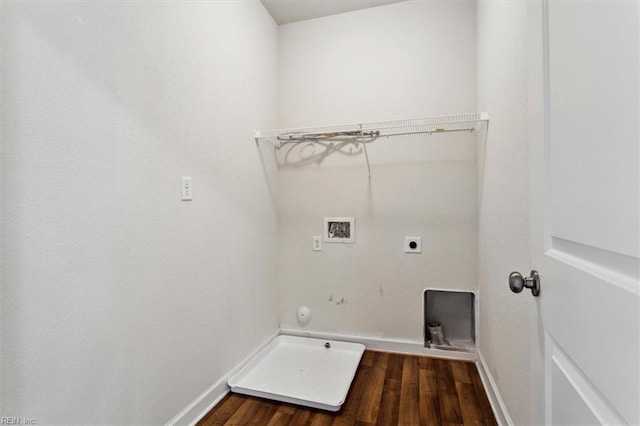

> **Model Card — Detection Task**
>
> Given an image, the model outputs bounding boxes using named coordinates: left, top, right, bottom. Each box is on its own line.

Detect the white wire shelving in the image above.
left=254, top=112, right=489, bottom=177
left=255, top=112, right=489, bottom=144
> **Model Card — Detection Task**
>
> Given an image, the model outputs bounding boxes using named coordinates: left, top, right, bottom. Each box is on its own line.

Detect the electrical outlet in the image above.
left=404, top=236, right=422, bottom=253
left=313, top=236, right=322, bottom=251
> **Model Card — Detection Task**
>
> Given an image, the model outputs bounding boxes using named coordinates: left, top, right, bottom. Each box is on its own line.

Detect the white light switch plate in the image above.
left=313, top=236, right=322, bottom=251
left=181, top=177, right=192, bottom=201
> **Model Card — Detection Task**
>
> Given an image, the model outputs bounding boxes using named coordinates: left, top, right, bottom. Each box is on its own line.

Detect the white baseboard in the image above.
left=476, top=349, right=513, bottom=426
left=166, top=329, right=279, bottom=426
left=280, top=328, right=477, bottom=361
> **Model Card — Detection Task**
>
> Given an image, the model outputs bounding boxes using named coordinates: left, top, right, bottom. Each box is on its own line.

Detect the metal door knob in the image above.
left=509, top=270, right=541, bottom=297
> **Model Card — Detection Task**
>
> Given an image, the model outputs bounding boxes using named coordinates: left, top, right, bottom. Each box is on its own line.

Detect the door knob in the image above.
left=509, top=270, right=540, bottom=297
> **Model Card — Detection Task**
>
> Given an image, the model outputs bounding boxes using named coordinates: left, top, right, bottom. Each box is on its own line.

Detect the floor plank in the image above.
left=419, top=368, right=441, bottom=426
left=310, top=411, right=336, bottom=426
left=290, top=410, right=314, bottom=425
left=468, top=364, right=499, bottom=426
left=198, top=394, right=245, bottom=425
left=450, top=361, right=473, bottom=384
left=386, top=353, right=404, bottom=381
left=434, top=359, right=457, bottom=394
left=224, top=397, right=263, bottom=425
left=375, top=377, right=400, bottom=426
left=332, top=355, right=371, bottom=426
left=455, top=381, right=485, bottom=425
left=440, top=390, right=464, bottom=424
left=419, top=391, right=441, bottom=426
left=419, top=367, right=438, bottom=393
left=265, top=410, right=292, bottom=426
left=359, top=350, right=376, bottom=367
left=418, top=355, right=435, bottom=371
left=197, top=351, right=497, bottom=426
left=398, top=356, right=420, bottom=425
left=356, top=352, right=388, bottom=423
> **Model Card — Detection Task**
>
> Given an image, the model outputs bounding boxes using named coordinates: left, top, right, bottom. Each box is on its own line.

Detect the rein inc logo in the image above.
left=1, top=418, right=36, bottom=425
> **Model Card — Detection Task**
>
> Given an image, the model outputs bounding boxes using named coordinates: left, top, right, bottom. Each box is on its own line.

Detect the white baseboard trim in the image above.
left=166, top=329, right=280, bottom=426
left=280, top=328, right=477, bottom=361
left=476, top=349, right=513, bottom=426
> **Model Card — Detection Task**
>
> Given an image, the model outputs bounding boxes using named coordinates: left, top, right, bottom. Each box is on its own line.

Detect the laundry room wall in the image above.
left=1, top=2, right=278, bottom=424
left=276, top=1, right=479, bottom=342
left=476, top=1, right=544, bottom=424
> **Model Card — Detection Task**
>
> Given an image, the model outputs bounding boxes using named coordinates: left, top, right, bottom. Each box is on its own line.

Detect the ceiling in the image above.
left=260, top=0, right=407, bottom=25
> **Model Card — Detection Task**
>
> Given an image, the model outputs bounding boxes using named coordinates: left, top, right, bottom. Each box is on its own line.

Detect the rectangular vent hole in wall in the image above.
left=424, top=289, right=475, bottom=352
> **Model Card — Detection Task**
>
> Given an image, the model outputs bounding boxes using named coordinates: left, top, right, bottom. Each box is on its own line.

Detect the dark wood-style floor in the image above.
left=197, top=350, right=497, bottom=426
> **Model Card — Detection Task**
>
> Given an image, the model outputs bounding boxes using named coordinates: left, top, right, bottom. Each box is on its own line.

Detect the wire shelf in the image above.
left=254, top=112, right=489, bottom=178
left=254, top=112, right=489, bottom=146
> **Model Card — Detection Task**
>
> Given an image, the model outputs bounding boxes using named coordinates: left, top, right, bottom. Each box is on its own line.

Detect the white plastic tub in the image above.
left=227, top=335, right=365, bottom=411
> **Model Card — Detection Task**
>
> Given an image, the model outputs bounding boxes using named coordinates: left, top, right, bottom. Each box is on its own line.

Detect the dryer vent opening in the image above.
left=424, top=289, right=476, bottom=352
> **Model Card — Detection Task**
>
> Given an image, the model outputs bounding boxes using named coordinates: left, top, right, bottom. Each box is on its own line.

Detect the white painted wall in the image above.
left=276, top=1, right=478, bottom=342
left=476, top=2, right=544, bottom=424
left=1, top=2, right=278, bottom=424
left=279, top=1, right=477, bottom=127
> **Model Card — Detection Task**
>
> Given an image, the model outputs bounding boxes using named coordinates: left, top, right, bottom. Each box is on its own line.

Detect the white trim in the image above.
left=476, top=349, right=513, bottom=426
left=279, top=328, right=476, bottom=361
left=546, top=248, right=640, bottom=296
left=166, top=329, right=280, bottom=426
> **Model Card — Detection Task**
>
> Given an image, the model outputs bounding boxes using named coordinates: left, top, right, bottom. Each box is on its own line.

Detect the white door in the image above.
left=529, top=1, right=640, bottom=424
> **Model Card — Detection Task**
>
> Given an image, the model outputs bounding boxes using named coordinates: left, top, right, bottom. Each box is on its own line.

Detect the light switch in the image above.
left=181, top=177, right=192, bottom=201
left=313, top=236, right=322, bottom=251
